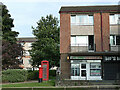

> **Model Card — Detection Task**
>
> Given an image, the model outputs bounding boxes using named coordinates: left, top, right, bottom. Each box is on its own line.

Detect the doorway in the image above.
left=88, top=35, right=94, bottom=51
left=80, top=63, right=88, bottom=80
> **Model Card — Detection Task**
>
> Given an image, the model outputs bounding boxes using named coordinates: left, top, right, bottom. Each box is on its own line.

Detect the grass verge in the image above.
left=2, top=80, right=55, bottom=87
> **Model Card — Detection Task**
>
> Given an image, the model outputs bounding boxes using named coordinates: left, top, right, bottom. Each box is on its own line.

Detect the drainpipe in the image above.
left=100, top=12, right=103, bottom=52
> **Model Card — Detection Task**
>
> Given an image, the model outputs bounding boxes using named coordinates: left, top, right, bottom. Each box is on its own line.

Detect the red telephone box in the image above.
left=39, top=67, right=43, bottom=83
left=41, top=60, right=49, bottom=81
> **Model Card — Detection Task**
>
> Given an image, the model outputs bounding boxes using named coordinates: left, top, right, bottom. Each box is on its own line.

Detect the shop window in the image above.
left=90, top=63, right=101, bottom=76
left=71, top=64, right=80, bottom=76
left=81, top=64, right=86, bottom=69
left=81, top=70, right=86, bottom=77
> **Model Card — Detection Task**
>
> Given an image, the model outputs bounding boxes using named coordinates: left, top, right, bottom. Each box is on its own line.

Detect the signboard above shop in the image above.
left=70, top=56, right=102, bottom=60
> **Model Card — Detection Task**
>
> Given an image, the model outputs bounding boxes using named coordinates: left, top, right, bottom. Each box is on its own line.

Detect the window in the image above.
left=71, top=15, right=76, bottom=24
left=110, top=14, right=120, bottom=24
left=116, top=36, right=120, bottom=45
left=71, top=64, right=80, bottom=76
left=71, top=60, right=80, bottom=76
left=110, top=35, right=115, bottom=45
left=71, top=36, right=88, bottom=46
left=23, top=50, right=30, bottom=56
left=90, top=63, right=101, bottom=76
left=71, top=15, right=94, bottom=25
left=110, top=35, right=120, bottom=45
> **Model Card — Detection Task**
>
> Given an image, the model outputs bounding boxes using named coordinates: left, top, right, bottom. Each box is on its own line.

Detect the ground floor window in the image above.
left=90, top=63, right=101, bottom=76
left=71, top=64, right=80, bottom=76
left=71, top=60, right=102, bottom=80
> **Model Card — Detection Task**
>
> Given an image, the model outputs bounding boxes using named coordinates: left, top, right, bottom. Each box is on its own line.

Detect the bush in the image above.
left=49, top=70, right=56, bottom=80
left=27, top=70, right=56, bottom=80
left=2, top=69, right=28, bottom=83
left=49, top=70, right=56, bottom=77
left=27, top=70, right=39, bottom=80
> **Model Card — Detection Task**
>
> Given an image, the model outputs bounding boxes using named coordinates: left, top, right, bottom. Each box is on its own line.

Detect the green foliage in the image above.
left=30, top=14, right=60, bottom=68
left=27, top=70, right=56, bottom=80
left=2, top=5, right=19, bottom=43
left=49, top=70, right=56, bottom=77
left=27, top=70, right=39, bottom=80
left=2, top=4, right=23, bottom=70
left=2, top=69, right=28, bottom=83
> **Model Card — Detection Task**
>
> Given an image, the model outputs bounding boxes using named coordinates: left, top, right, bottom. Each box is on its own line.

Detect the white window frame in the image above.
left=71, top=36, right=88, bottom=46
left=110, top=35, right=120, bottom=46
left=110, top=14, right=120, bottom=25
left=71, top=15, right=94, bottom=25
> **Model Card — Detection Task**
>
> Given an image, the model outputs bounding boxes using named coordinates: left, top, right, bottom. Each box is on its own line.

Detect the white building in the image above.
left=17, top=37, right=37, bottom=70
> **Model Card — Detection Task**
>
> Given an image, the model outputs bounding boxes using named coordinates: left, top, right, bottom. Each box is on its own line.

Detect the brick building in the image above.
left=59, top=5, right=120, bottom=81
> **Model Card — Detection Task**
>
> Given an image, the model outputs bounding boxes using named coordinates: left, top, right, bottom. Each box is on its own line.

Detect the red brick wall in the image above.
left=102, top=13, right=110, bottom=51
left=60, top=54, right=71, bottom=79
left=94, top=13, right=102, bottom=52
left=94, top=13, right=110, bottom=52
left=60, top=14, right=71, bottom=53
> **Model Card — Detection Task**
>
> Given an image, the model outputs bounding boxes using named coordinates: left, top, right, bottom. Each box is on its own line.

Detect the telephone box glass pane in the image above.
left=43, top=65, right=47, bottom=79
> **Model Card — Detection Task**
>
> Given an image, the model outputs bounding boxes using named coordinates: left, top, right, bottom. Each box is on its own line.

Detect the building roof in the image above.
left=17, top=37, right=37, bottom=42
left=59, top=5, right=120, bottom=14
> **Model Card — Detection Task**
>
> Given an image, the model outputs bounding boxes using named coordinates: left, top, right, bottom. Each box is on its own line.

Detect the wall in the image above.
left=60, top=14, right=71, bottom=53
left=60, top=13, right=71, bottom=79
left=71, top=25, right=94, bottom=35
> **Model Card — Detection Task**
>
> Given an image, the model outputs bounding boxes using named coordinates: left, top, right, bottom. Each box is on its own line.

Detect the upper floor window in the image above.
left=71, top=36, right=88, bottom=46
left=110, top=14, right=120, bottom=25
left=110, top=35, right=120, bottom=45
left=23, top=50, right=30, bottom=56
left=71, top=15, right=94, bottom=25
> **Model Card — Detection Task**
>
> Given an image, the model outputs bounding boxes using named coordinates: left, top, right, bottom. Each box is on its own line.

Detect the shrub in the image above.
left=27, top=70, right=39, bottom=80
left=27, top=70, right=56, bottom=80
left=2, top=69, right=28, bottom=83
left=49, top=70, right=56, bottom=77
left=49, top=70, right=56, bottom=80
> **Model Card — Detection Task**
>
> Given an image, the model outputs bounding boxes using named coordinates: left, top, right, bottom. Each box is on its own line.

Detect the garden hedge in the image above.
left=2, top=69, right=57, bottom=82
left=2, top=69, right=28, bottom=83
left=27, top=70, right=56, bottom=80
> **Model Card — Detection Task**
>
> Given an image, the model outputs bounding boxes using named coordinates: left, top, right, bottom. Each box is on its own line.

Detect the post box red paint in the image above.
left=41, top=60, right=49, bottom=81
left=39, top=67, right=43, bottom=82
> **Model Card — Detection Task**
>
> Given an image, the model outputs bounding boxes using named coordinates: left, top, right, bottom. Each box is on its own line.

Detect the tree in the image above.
left=2, top=5, right=18, bottom=43
left=30, top=14, right=60, bottom=68
left=2, top=4, right=23, bottom=69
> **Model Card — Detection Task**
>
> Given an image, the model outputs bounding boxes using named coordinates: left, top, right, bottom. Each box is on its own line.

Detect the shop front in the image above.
left=70, top=56, right=102, bottom=80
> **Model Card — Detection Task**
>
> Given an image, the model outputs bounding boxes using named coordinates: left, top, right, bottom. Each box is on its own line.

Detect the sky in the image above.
left=1, top=0, right=120, bottom=37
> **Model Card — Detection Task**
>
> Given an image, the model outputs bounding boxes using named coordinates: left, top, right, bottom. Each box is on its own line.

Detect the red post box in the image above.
left=39, top=67, right=43, bottom=83
left=41, top=60, right=49, bottom=81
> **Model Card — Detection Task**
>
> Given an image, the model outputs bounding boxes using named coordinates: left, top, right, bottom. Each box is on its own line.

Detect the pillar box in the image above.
left=38, top=67, right=43, bottom=83
left=41, top=60, right=49, bottom=81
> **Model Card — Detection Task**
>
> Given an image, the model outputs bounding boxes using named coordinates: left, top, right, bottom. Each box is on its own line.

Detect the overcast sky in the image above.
left=1, top=0, right=120, bottom=37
